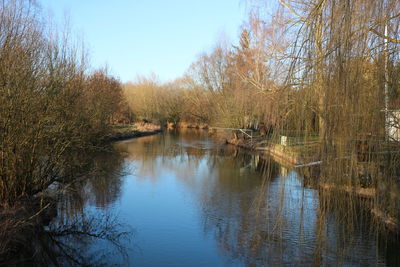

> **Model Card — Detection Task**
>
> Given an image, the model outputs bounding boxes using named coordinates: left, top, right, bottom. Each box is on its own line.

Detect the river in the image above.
left=30, top=130, right=400, bottom=266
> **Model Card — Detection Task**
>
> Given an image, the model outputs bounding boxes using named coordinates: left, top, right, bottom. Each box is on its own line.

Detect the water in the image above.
left=35, top=130, right=400, bottom=265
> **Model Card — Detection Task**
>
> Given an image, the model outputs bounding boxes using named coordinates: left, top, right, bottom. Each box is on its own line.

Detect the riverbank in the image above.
left=223, top=134, right=399, bottom=232
left=225, top=136, right=317, bottom=167
left=166, top=122, right=209, bottom=129
left=1, top=123, right=162, bottom=262
left=107, top=123, right=162, bottom=142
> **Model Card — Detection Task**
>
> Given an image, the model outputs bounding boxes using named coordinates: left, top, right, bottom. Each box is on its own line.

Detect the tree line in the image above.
left=124, top=30, right=287, bottom=130
left=125, top=1, right=400, bottom=134
left=0, top=0, right=126, bottom=205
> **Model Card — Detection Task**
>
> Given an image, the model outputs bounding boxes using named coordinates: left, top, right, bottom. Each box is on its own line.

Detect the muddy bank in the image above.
left=166, top=122, right=209, bottom=129
left=107, top=123, right=162, bottom=142
left=107, top=129, right=162, bottom=142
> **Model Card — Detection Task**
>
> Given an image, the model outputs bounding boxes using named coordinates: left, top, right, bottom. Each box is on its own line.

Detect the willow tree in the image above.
left=271, top=0, right=400, bottom=226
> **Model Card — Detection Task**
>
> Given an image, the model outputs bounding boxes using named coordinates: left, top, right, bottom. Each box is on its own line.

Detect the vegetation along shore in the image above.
left=1, top=0, right=400, bottom=265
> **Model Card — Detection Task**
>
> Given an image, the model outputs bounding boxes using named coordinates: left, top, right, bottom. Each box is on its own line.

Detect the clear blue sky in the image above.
left=39, top=0, right=247, bottom=83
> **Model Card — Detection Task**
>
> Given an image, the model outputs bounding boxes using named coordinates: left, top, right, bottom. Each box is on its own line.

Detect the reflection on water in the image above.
left=9, top=130, right=399, bottom=266
left=2, top=150, right=131, bottom=266
left=46, top=151, right=131, bottom=266
left=113, top=130, right=399, bottom=266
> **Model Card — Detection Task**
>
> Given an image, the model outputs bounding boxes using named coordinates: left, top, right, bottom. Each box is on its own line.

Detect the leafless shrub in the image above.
left=0, top=0, right=125, bottom=205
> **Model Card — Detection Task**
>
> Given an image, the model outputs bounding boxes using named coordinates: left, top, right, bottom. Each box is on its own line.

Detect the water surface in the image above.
left=48, top=130, right=400, bottom=266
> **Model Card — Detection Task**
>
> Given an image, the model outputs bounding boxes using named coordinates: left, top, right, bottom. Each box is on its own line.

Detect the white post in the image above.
left=281, top=135, right=287, bottom=146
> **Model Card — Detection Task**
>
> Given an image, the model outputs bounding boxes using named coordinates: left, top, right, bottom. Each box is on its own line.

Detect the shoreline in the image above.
left=225, top=137, right=306, bottom=167
left=106, top=129, right=163, bottom=143
left=223, top=134, right=399, bottom=232
left=0, top=126, right=163, bottom=262
left=106, top=125, right=399, bottom=233
left=106, top=122, right=163, bottom=143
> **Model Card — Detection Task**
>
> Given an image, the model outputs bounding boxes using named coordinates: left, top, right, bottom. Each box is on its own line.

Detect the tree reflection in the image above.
left=1, top=148, right=131, bottom=266
left=2, top=211, right=131, bottom=266
left=199, top=151, right=398, bottom=266
left=117, top=130, right=399, bottom=266
left=60, top=149, right=126, bottom=209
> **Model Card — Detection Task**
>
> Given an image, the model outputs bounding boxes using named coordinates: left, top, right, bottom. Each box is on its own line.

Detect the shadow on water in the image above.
left=1, top=150, right=133, bottom=266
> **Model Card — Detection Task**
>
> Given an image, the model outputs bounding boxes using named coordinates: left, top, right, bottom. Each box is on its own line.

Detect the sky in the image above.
left=38, top=0, right=247, bottom=83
